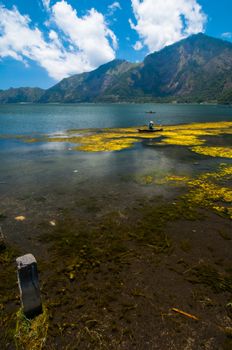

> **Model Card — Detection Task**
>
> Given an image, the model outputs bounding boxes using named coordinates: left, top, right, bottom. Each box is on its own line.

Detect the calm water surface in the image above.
left=1, top=103, right=232, bottom=135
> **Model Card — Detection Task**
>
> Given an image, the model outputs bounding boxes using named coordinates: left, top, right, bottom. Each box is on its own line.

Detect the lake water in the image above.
left=1, top=103, right=232, bottom=135
left=0, top=103, right=232, bottom=244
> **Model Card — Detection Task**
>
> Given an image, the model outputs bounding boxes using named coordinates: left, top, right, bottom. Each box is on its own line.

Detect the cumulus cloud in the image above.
left=0, top=2, right=117, bottom=81
left=52, top=1, right=117, bottom=68
left=130, top=0, right=207, bottom=52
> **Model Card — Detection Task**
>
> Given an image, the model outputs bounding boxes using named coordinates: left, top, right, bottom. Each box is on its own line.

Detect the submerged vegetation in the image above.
left=1, top=120, right=232, bottom=348
left=137, top=164, right=232, bottom=220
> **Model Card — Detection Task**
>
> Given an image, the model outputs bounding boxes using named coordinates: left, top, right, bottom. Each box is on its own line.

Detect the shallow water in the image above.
left=1, top=104, right=232, bottom=350
left=1, top=103, right=231, bottom=193
left=0, top=103, right=232, bottom=244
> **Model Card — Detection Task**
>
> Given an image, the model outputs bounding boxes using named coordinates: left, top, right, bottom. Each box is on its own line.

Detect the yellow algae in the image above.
left=198, top=164, right=232, bottom=182
left=75, top=137, right=138, bottom=152
left=137, top=175, right=154, bottom=185
left=164, top=175, right=190, bottom=183
left=159, top=122, right=232, bottom=147
left=136, top=173, right=190, bottom=186
left=47, top=136, right=82, bottom=143
left=191, top=146, right=232, bottom=158
left=183, top=164, right=232, bottom=219
left=22, top=121, right=232, bottom=153
left=227, top=208, right=232, bottom=219
left=138, top=164, right=232, bottom=219
left=46, top=128, right=162, bottom=152
left=156, top=121, right=232, bottom=148
left=15, top=307, right=49, bottom=350
left=161, top=133, right=204, bottom=146
left=164, top=121, right=232, bottom=131
left=186, top=181, right=232, bottom=204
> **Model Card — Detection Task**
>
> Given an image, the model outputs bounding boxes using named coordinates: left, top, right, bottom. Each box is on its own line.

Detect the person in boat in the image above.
left=148, top=121, right=154, bottom=130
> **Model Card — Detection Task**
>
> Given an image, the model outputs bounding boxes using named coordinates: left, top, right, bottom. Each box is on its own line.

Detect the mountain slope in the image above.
left=0, top=87, right=44, bottom=104
left=39, top=34, right=232, bottom=103
left=1, top=34, right=232, bottom=104
left=39, top=60, right=137, bottom=103
left=133, top=33, right=232, bottom=102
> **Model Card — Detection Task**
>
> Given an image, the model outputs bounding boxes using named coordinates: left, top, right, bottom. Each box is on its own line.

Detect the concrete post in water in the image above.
left=16, top=254, right=42, bottom=319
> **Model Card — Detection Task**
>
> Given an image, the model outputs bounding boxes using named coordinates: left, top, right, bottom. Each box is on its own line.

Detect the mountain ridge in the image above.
left=1, top=33, right=232, bottom=104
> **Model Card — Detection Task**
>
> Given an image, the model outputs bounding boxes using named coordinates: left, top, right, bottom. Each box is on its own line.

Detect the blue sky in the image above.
left=0, top=0, right=231, bottom=89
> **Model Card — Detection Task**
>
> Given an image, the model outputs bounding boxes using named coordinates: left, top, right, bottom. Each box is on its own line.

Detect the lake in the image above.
left=1, top=103, right=232, bottom=135
left=0, top=103, right=231, bottom=244
left=1, top=103, right=232, bottom=349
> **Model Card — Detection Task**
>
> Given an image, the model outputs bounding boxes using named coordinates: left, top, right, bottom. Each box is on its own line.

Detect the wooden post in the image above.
left=16, top=254, right=42, bottom=319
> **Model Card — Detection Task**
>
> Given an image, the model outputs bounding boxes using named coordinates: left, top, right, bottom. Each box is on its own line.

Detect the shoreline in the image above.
left=1, top=188, right=232, bottom=349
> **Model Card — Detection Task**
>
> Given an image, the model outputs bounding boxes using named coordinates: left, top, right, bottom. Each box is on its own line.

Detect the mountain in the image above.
left=133, top=33, right=232, bottom=103
left=0, top=87, right=44, bottom=104
left=1, top=34, right=232, bottom=104
left=39, top=59, right=137, bottom=103
left=40, top=33, right=232, bottom=104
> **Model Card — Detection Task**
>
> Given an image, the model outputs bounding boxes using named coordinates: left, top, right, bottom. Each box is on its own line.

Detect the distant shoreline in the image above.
left=0, top=101, right=231, bottom=106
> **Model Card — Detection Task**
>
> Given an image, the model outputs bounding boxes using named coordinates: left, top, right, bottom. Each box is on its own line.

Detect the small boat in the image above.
left=138, top=128, right=163, bottom=133
left=145, top=111, right=156, bottom=114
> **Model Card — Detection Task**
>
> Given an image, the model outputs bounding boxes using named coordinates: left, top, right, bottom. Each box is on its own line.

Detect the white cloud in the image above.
left=130, top=0, right=207, bottom=53
left=52, top=1, right=117, bottom=68
left=42, top=0, right=51, bottom=10
left=108, top=2, right=121, bottom=11
left=222, top=32, right=232, bottom=40
left=0, top=2, right=117, bottom=81
left=107, top=2, right=122, bottom=18
left=133, top=41, right=143, bottom=50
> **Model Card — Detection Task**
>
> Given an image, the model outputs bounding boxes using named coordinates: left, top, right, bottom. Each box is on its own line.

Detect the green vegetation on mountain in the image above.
left=1, top=34, right=232, bottom=104
left=39, top=59, right=137, bottom=103
left=0, top=87, right=44, bottom=103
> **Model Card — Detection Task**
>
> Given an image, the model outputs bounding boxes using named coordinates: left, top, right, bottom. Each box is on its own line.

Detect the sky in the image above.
left=0, top=0, right=231, bottom=89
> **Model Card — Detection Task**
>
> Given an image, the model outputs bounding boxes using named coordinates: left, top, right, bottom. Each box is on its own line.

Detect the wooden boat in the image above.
left=145, top=111, right=156, bottom=114
left=138, top=128, right=163, bottom=133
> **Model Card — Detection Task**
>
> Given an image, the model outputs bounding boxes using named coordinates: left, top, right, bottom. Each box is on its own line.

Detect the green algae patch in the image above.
left=15, top=308, right=49, bottom=350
